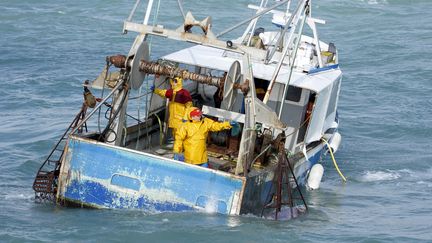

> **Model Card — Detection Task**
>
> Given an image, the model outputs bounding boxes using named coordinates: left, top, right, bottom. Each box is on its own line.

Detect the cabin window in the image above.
left=111, top=174, right=141, bottom=191
left=285, top=85, right=302, bottom=102
left=254, top=78, right=269, bottom=101
left=196, top=195, right=227, bottom=213
left=326, top=78, right=341, bottom=118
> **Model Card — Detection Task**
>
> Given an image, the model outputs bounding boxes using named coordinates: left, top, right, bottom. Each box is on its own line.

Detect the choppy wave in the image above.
left=361, top=170, right=401, bottom=182
left=3, top=193, right=34, bottom=201
left=1, top=0, right=432, bottom=242
left=363, top=0, right=388, bottom=5
left=360, top=168, right=432, bottom=183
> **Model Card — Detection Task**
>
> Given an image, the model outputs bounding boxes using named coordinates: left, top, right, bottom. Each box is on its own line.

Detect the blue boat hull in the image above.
left=57, top=137, right=245, bottom=214
left=57, top=136, right=325, bottom=215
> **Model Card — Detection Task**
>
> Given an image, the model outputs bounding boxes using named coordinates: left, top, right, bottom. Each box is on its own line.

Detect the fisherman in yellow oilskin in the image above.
left=151, top=77, right=193, bottom=138
left=173, top=107, right=238, bottom=168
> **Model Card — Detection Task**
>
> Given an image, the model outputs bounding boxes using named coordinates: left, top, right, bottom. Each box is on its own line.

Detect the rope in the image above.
left=139, top=60, right=223, bottom=87
left=284, top=115, right=310, bottom=138
left=149, top=112, right=164, bottom=146
left=99, top=84, right=129, bottom=142
left=135, top=84, right=143, bottom=150
left=321, top=137, right=347, bottom=183
left=98, top=62, right=111, bottom=134
left=129, top=90, right=153, bottom=100
left=177, top=0, right=185, bottom=20
left=123, top=126, right=128, bottom=146
left=249, top=144, right=272, bottom=167
left=146, top=0, right=161, bottom=53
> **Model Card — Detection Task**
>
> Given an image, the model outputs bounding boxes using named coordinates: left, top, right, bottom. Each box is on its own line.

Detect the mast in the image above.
left=105, top=0, right=155, bottom=145
left=278, top=2, right=309, bottom=119
left=262, top=0, right=309, bottom=104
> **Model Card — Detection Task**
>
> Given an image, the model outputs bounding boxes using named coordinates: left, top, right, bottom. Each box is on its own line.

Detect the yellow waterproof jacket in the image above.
left=154, top=78, right=192, bottom=129
left=173, top=118, right=232, bottom=164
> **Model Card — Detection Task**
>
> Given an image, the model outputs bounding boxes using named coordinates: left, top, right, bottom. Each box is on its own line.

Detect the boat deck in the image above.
left=142, top=142, right=238, bottom=173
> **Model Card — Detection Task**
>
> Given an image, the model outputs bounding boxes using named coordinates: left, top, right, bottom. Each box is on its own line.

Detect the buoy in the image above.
left=328, top=132, right=341, bottom=153
left=307, top=164, right=324, bottom=190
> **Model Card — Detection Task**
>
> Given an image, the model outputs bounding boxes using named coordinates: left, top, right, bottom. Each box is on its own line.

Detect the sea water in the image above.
left=1, top=0, right=432, bottom=242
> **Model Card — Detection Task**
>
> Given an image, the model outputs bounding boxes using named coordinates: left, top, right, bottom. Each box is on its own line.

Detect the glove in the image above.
left=229, top=120, right=238, bottom=126
left=150, top=85, right=155, bottom=92
left=229, top=120, right=240, bottom=137
left=173, top=153, right=184, bottom=161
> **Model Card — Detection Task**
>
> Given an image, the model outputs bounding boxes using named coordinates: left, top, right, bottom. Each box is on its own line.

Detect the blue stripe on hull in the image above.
left=58, top=137, right=244, bottom=214
left=293, top=148, right=324, bottom=185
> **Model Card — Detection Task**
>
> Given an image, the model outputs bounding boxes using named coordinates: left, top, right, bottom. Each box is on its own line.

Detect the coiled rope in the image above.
left=139, top=60, right=223, bottom=87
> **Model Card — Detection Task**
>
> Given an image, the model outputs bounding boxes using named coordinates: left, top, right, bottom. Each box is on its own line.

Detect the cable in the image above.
left=321, top=137, right=347, bottom=183
left=152, top=113, right=164, bottom=146
left=249, top=144, right=272, bottom=167
left=100, top=84, right=129, bottom=141
left=129, top=90, right=153, bottom=100
left=282, top=113, right=311, bottom=139
left=104, top=129, right=117, bottom=143
left=98, top=62, right=111, bottom=134
left=123, top=126, right=128, bottom=146
left=135, top=85, right=143, bottom=150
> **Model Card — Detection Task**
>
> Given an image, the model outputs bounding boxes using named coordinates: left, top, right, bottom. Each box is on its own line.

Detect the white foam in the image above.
left=203, top=196, right=218, bottom=214
left=3, top=193, right=34, bottom=200
left=226, top=216, right=241, bottom=227
left=363, top=0, right=388, bottom=5
left=416, top=181, right=432, bottom=188
left=361, top=170, right=401, bottom=182
left=361, top=168, right=432, bottom=182
left=405, top=167, right=432, bottom=181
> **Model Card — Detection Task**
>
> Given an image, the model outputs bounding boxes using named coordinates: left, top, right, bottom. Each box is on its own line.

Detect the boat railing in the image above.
left=32, top=103, right=89, bottom=202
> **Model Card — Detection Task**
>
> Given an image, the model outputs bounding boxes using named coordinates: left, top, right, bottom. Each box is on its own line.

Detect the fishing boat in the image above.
left=33, top=0, right=344, bottom=219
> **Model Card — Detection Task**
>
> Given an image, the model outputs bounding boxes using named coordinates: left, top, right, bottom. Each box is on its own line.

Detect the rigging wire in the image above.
left=99, top=83, right=129, bottom=141
left=127, top=0, right=141, bottom=22
left=249, top=144, right=272, bottom=168
left=135, top=83, right=143, bottom=150
left=144, top=78, right=152, bottom=149
left=152, top=113, right=164, bottom=146
left=98, top=62, right=111, bottom=135
left=128, top=90, right=153, bottom=100
left=123, top=126, right=128, bottom=146
left=177, top=0, right=185, bottom=20
left=246, top=0, right=265, bottom=46
left=134, top=0, right=161, bottom=150
left=283, top=114, right=310, bottom=138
